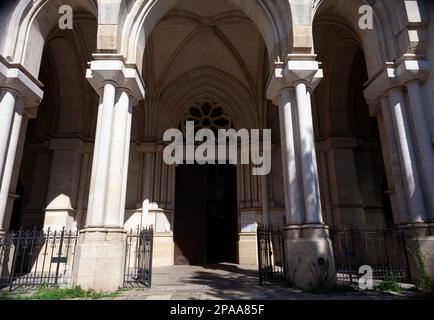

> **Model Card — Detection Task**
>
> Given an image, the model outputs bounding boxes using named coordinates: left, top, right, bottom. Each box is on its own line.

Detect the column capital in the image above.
left=364, top=55, right=431, bottom=104
left=394, top=55, right=431, bottom=85
left=86, top=53, right=145, bottom=104
left=0, top=55, right=44, bottom=117
left=266, top=54, right=323, bottom=105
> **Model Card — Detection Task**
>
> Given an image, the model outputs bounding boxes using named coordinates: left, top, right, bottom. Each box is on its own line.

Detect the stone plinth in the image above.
left=72, top=227, right=126, bottom=292
left=152, top=233, right=174, bottom=267
left=283, top=224, right=336, bottom=290
left=400, top=224, right=434, bottom=288
left=238, top=233, right=257, bottom=266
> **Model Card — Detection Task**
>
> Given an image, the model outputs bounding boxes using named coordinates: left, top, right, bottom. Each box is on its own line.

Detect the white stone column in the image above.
left=379, top=97, right=409, bottom=223
left=86, top=82, right=117, bottom=226
left=364, top=61, right=432, bottom=225
left=295, top=82, right=323, bottom=224
left=72, top=54, right=145, bottom=292
left=388, top=87, right=427, bottom=223
left=0, top=90, right=17, bottom=180
left=0, top=99, right=23, bottom=229
left=364, top=59, right=434, bottom=284
left=0, top=57, right=43, bottom=231
left=267, top=55, right=335, bottom=290
left=2, top=114, right=29, bottom=229
left=277, top=88, right=304, bottom=225
left=405, top=80, right=434, bottom=221
left=105, top=90, right=133, bottom=226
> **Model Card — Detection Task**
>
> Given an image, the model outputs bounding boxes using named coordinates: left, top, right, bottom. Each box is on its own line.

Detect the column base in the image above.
left=399, top=223, right=434, bottom=289
left=72, top=227, right=126, bottom=292
left=238, top=233, right=257, bottom=266
left=282, top=224, right=336, bottom=290
left=152, top=233, right=174, bottom=267
left=0, top=229, right=13, bottom=281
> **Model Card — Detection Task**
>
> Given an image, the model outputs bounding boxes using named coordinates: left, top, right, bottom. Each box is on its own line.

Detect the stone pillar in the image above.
left=267, top=54, right=336, bottom=290
left=0, top=56, right=43, bottom=232
left=396, top=60, right=434, bottom=286
left=0, top=99, right=24, bottom=228
left=295, top=82, right=322, bottom=225
left=405, top=80, right=434, bottom=221
left=141, top=152, right=154, bottom=227
left=277, top=88, right=304, bottom=225
left=364, top=58, right=434, bottom=287
left=260, top=175, right=269, bottom=225
left=2, top=115, right=29, bottom=229
left=75, top=152, right=90, bottom=229
left=72, top=54, right=145, bottom=291
left=387, top=87, right=427, bottom=222
left=375, top=99, right=408, bottom=224
left=0, top=90, right=17, bottom=178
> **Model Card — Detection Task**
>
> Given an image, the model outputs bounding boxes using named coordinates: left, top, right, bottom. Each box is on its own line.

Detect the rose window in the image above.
left=179, top=101, right=232, bottom=134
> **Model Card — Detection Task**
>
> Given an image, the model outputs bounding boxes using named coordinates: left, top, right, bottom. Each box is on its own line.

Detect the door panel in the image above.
left=206, top=165, right=238, bottom=264
left=174, top=165, right=207, bottom=265
left=174, top=164, right=237, bottom=265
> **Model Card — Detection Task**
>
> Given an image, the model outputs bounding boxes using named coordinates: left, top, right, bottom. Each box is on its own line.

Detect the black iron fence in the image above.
left=330, top=227, right=411, bottom=284
left=0, top=228, right=78, bottom=290
left=123, top=226, right=154, bottom=288
left=257, top=225, right=286, bottom=285
left=257, top=225, right=412, bottom=286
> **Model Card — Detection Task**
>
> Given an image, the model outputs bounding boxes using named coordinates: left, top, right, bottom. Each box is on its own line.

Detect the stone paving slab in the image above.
left=113, top=264, right=427, bottom=301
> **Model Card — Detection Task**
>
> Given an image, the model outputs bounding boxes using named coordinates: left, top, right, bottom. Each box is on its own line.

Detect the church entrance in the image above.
left=174, top=164, right=238, bottom=265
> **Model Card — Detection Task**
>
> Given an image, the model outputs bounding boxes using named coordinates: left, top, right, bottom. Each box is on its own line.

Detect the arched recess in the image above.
left=1, top=0, right=97, bottom=78
left=122, top=0, right=272, bottom=266
left=313, top=0, right=403, bottom=79
left=10, top=12, right=98, bottom=230
left=153, top=67, right=259, bottom=137
left=120, top=0, right=293, bottom=72
left=312, top=3, right=396, bottom=228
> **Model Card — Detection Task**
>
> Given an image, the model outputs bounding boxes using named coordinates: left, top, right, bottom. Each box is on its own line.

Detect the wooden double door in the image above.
left=174, top=164, right=238, bottom=265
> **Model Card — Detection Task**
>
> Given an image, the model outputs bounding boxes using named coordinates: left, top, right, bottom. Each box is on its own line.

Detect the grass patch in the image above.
left=1, top=284, right=125, bottom=300
left=376, top=273, right=404, bottom=293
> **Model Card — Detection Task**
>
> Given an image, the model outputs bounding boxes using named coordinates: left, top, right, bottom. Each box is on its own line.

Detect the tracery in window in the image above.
left=179, top=101, right=232, bottom=135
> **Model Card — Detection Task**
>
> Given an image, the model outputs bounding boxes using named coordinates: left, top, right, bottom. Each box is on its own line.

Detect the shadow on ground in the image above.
left=114, top=263, right=431, bottom=300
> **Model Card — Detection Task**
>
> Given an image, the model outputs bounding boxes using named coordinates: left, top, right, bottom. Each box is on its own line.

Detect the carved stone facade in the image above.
left=0, top=0, right=433, bottom=291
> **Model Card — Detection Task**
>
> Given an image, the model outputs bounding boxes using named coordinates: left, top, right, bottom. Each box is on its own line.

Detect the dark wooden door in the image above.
left=174, top=165, right=208, bottom=265
left=206, top=165, right=238, bottom=264
left=174, top=165, right=237, bottom=265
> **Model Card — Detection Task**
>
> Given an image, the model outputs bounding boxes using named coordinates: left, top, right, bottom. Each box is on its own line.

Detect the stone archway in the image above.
left=312, top=18, right=394, bottom=228
left=0, top=2, right=98, bottom=231
left=120, top=0, right=294, bottom=72
left=126, top=0, right=274, bottom=268
left=1, top=0, right=98, bottom=78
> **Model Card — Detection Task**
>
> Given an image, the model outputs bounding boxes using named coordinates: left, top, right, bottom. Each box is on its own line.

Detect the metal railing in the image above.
left=257, top=225, right=286, bottom=285
left=123, top=226, right=154, bottom=288
left=0, top=228, right=78, bottom=291
left=330, top=226, right=411, bottom=284
left=257, top=225, right=413, bottom=286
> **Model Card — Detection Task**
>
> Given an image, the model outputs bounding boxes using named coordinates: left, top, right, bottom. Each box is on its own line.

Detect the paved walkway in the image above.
left=114, top=264, right=424, bottom=300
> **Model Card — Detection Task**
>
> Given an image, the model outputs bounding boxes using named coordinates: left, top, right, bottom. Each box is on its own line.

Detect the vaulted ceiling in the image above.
left=139, top=0, right=269, bottom=137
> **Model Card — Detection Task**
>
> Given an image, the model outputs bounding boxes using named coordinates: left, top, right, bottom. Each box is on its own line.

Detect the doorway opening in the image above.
left=174, top=164, right=238, bottom=265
